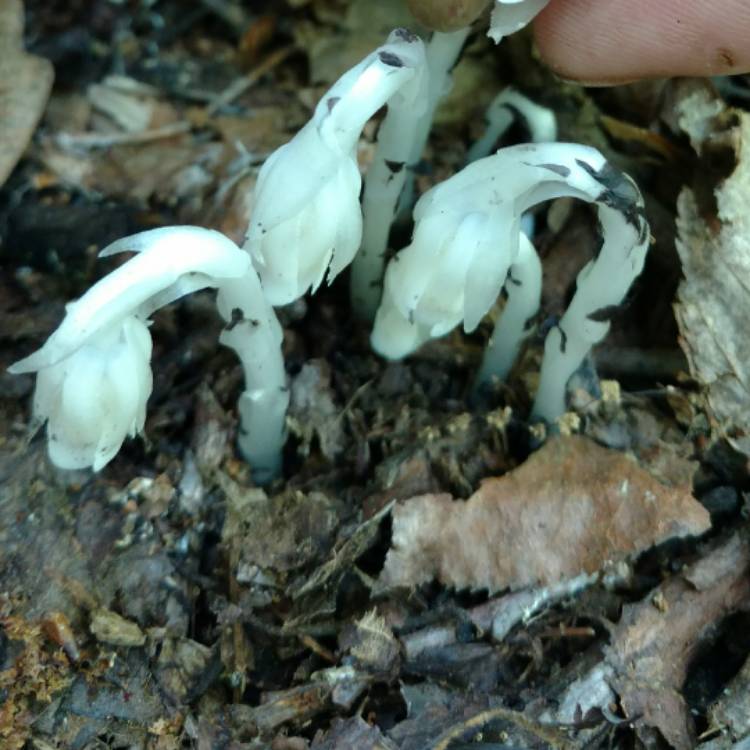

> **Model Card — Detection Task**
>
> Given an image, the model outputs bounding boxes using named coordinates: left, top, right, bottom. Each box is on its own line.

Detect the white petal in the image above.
left=10, top=226, right=248, bottom=373
left=371, top=287, right=429, bottom=359
left=326, top=163, right=365, bottom=283
left=462, top=208, right=515, bottom=332
left=254, top=213, right=303, bottom=305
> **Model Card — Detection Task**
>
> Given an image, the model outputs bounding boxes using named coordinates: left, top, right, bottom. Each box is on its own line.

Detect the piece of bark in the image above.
left=609, top=534, right=750, bottom=749
left=379, top=436, right=710, bottom=593
left=550, top=534, right=750, bottom=750
left=674, top=87, right=750, bottom=456
left=229, top=683, right=332, bottom=735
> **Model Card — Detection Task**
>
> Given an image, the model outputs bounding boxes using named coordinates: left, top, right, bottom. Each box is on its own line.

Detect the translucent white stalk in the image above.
left=531, top=184, right=649, bottom=422
left=216, top=272, right=288, bottom=485
left=476, top=231, right=542, bottom=384
left=396, top=28, right=471, bottom=220
left=466, top=87, right=557, bottom=163
left=246, top=29, right=426, bottom=307
left=350, top=33, right=429, bottom=319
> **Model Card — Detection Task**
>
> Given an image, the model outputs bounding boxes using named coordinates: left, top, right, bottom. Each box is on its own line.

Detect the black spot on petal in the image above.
left=537, top=162, right=571, bottom=178
left=225, top=307, right=244, bottom=331
left=576, top=159, right=648, bottom=237
left=393, top=28, right=419, bottom=42
left=379, top=51, right=404, bottom=68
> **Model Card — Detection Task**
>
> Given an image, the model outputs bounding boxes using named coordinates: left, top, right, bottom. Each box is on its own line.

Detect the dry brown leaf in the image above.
left=41, top=139, right=225, bottom=206
left=0, top=0, right=54, bottom=186
left=379, top=435, right=710, bottom=593
left=675, top=87, right=750, bottom=455
left=293, top=0, right=414, bottom=84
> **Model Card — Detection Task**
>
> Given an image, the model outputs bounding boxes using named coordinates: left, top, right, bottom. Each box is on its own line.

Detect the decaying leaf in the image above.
left=550, top=533, right=750, bottom=750
left=287, top=359, right=345, bottom=461
left=0, top=0, right=54, bottom=186
left=340, top=609, right=400, bottom=673
left=675, top=87, right=750, bottom=455
left=379, top=435, right=710, bottom=593
left=230, top=683, right=333, bottom=735
left=709, top=650, right=750, bottom=742
left=293, top=0, right=414, bottom=84
left=220, top=477, right=340, bottom=578
left=155, top=636, right=216, bottom=705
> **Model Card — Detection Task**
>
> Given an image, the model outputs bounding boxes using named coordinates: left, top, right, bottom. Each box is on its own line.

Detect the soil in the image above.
left=1, top=2, right=750, bottom=749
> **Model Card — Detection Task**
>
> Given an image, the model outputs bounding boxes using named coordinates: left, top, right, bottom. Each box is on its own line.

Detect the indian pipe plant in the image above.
left=10, top=0, right=650, bottom=483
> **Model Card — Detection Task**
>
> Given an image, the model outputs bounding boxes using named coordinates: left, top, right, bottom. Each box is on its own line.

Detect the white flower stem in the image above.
left=396, top=28, right=471, bottom=219
left=475, top=231, right=542, bottom=386
left=531, top=194, right=649, bottom=422
left=488, top=0, right=551, bottom=42
left=351, top=29, right=468, bottom=320
left=350, top=62, right=428, bottom=318
left=216, top=271, right=289, bottom=485
left=466, top=87, right=557, bottom=163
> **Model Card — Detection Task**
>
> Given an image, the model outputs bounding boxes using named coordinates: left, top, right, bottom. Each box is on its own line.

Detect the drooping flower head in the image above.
left=372, top=143, right=648, bottom=359
left=246, top=29, right=426, bottom=306
left=10, top=227, right=251, bottom=470
left=372, top=142, right=650, bottom=423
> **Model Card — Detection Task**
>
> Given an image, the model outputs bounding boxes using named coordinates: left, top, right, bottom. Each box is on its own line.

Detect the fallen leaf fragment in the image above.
left=90, top=607, right=146, bottom=647
left=341, top=609, right=400, bottom=673
left=379, top=435, right=710, bottom=593
left=675, top=86, right=750, bottom=455
left=0, top=0, right=54, bottom=186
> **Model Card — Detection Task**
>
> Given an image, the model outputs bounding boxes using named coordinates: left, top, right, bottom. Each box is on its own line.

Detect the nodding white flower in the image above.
left=372, top=207, right=512, bottom=359
left=246, top=29, right=426, bottom=306
left=9, top=226, right=251, bottom=471
left=372, top=142, right=650, bottom=421
left=488, top=0, right=551, bottom=43
left=22, top=316, right=153, bottom=470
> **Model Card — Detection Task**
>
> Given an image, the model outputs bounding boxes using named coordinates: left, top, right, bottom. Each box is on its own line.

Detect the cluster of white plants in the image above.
left=10, top=0, right=650, bottom=482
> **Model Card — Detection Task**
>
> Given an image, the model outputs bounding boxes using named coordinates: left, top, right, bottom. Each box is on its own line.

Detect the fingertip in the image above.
left=533, top=0, right=750, bottom=84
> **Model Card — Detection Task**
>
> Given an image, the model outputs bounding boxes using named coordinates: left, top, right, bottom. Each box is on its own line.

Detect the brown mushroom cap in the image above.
left=406, top=0, right=491, bottom=32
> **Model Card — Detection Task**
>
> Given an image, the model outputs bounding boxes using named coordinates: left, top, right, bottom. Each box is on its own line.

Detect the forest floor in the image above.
left=2, top=1, right=750, bottom=749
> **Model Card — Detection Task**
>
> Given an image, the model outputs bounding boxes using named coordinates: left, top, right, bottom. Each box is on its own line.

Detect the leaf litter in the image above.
left=379, top=435, right=710, bottom=594
left=2, top=3, right=750, bottom=749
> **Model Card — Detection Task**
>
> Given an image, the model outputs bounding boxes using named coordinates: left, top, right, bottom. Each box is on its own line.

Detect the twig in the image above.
left=206, top=44, right=296, bottom=116
left=56, top=121, right=192, bottom=149
left=429, top=705, right=574, bottom=750
left=55, top=45, right=296, bottom=151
